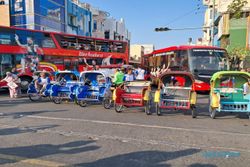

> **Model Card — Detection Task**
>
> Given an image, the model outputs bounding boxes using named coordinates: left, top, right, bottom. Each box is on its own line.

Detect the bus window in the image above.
left=110, top=58, right=114, bottom=65
left=179, top=50, right=189, bottom=71
left=168, top=52, right=181, bottom=70
left=149, top=57, right=154, bottom=67
left=116, top=58, right=124, bottom=64
left=86, top=59, right=93, bottom=65
left=0, top=34, right=13, bottom=45
left=96, top=40, right=109, bottom=52
left=41, top=33, right=55, bottom=48
left=0, top=27, right=15, bottom=45
left=0, top=54, right=13, bottom=79
left=55, top=34, right=77, bottom=49
left=96, top=58, right=102, bottom=65
left=113, top=42, right=125, bottom=53
left=78, top=38, right=93, bottom=50
left=160, top=56, right=167, bottom=67
left=15, top=30, right=34, bottom=45
left=15, top=54, right=24, bottom=64
left=156, top=56, right=161, bottom=67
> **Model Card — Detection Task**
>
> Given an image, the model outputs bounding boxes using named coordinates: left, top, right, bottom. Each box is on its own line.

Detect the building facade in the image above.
left=130, top=44, right=145, bottom=62
left=203, top=0, right=250, bottom=49
left=9, top=0, right=66, bottom=32
left=202, top=0, right=219, bottom=46
left=8, top=0, right=92, bottom=36
left=90, top=7, right=130, bottom=42
left=4, top=0, right=129, bottom=41
left=140, top=44, right=154, bottom=54
left=0, top=0, right=10, bottom=26
left=130, top=44, right=154, bottom=63
left=90, top=7, right=108, bottom=39
left=66, top=0, right=92, bottom=36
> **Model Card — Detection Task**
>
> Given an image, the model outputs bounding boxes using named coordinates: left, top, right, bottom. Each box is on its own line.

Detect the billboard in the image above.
left=14, top=0, right=23, bottom=12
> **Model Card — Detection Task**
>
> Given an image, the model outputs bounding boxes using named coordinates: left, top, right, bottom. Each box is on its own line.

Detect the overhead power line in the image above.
left=165, top=1, right=204, bottom=26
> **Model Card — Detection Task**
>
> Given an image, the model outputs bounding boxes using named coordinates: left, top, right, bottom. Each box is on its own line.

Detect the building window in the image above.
left=82, top=16, right=85, bottom=32
left=69, top=15, right=77, bottom=26
left=104, top=31, right=110, bottom=39
left=0, top=0, right=7, bottom=5
left=93, top=20, right=97, bottom=31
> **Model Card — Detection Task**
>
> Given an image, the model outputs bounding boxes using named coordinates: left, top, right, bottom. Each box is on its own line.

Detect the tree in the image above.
left=227, top=47, right=250, bottom=70
left=227, top=0, right=248, bottom=19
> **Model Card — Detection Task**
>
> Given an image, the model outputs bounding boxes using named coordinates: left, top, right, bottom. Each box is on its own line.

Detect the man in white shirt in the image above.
left=35, top=72, right=50, bottom=94
left=243, top=79, right=250, bottom=95
left=136, top=66, right=145, bottom=80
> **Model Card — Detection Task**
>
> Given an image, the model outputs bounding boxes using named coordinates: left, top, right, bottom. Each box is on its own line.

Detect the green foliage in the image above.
left=227, top=0, right=248, bottom=19
left=227, top=47, right=250, bottom=60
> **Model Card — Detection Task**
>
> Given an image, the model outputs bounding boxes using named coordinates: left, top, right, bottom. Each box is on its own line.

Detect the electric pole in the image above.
left=211, top=0, right=216, bottom=46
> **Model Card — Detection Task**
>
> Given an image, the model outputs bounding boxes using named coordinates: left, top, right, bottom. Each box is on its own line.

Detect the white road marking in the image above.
left=27, top=115, right=250, bottom=137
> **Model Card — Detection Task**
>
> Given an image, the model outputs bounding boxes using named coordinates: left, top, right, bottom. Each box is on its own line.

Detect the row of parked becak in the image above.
left=27, top=70, right=250, bottom=120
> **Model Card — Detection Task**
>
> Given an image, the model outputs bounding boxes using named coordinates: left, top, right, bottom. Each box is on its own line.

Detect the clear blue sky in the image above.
left=82, top=0, right=205, bottom=49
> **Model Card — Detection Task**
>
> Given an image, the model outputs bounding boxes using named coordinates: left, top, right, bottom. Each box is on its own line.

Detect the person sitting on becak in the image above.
left=113, top=68, right=124, bottom=86
left=243, top=78, right=250, bottom=95
left=124, top=68, right=136, bottom=82
left=35, top=72, right=50, bottom=94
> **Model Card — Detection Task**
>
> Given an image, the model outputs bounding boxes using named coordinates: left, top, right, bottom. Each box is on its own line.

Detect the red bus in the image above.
left=0, top=26, right=128, bottom=90
left=144, top=45, right=229, bottom=91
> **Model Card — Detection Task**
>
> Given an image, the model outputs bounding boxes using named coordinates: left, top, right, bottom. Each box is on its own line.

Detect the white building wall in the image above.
left=89, top=6, right=130, bottom=41
left=103, top=17, right=116, bottom=40
left=140, top=44, right=154, bottom=54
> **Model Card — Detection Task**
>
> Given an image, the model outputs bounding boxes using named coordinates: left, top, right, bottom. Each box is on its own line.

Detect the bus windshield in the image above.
left=190, top=49, right=228, bottom=72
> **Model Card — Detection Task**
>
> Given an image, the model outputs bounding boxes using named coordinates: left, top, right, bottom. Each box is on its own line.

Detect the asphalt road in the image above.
left=0, top=92, right=250, bottom=167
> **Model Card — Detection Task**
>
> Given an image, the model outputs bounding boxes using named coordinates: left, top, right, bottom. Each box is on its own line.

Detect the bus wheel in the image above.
left=20, top=77, right=32, bottom=92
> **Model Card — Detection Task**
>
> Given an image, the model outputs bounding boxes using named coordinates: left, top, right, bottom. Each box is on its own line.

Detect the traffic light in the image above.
left=155, top=27, right=171, bottom=32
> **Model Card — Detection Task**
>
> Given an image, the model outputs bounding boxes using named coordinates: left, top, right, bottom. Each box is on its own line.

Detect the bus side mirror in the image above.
left=194, top=69, right=198, bottom=73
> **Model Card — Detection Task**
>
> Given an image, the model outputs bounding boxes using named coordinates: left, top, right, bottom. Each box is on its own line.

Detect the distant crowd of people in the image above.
left=61, top=41, right=122, bottom=53
left=150, top=64, right=171, bottom=78
left=113, top=66, right=149, bottom=86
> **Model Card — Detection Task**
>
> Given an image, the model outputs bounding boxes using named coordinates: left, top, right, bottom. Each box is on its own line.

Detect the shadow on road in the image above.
left=0, top=109, right=68, bottom=119
left=0, top=98, right=51, bottom=108
left=0, top=124, right=59, bottom=136
left=73, top=148, right=201, bottom=167
left=0, top=140, right=100, bottom=166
